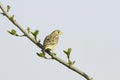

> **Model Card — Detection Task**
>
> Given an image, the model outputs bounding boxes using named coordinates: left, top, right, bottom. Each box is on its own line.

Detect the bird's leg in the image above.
left=45, top=49, right=57, bottom=59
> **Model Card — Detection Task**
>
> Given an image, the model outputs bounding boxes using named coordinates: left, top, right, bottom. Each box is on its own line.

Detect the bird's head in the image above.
left=51, top=30, right=63, bottom=36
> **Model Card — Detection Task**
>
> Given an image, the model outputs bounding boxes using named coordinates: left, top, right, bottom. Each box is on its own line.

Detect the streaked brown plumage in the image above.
left=43, top=30, right=62, bottom=51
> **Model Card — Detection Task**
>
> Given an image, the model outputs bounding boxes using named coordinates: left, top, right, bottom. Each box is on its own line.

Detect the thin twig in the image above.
left=0, top=2, right=93, bottom=80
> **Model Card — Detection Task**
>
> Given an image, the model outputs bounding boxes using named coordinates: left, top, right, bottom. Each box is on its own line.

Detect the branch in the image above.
left=0, top=2, right=93, bottom=80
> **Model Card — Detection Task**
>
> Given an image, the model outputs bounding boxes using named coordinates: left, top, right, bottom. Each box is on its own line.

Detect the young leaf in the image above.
left=68, top=48, right=72, bottom=54
left=36, top=52, right=47, bottom=59
left=7, top=5, right=11, bottom=12
left=27, top=27, right=31, bottom=33
left=63, top=50, right=67, bottom=54
left=7, top=29, right=17, bottom=36
left=31, top=29, right=39, bottom=40
left=34, top=30, right=39, bottom=36
left=10, top=15, right=14, bottom=21
left=7, top=29, right=19, bottom=36
left=67, top=48, right=72, bottom=58
left=63, top=48, right=72, bottom=59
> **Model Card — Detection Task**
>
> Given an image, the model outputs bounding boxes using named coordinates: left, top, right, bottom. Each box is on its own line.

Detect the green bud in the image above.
left=63, top=48, right=72, bottom=59
left=34, top=30, right=39, bottom=36
left=10, top=15, right=14, bottom=21
left=7, top=29, right=18, bottom=36
left=27, top=27, right=31, bottom=33
left=7, top=5, right=11, bottom=12
left=36, top=52, right=47, bottom=59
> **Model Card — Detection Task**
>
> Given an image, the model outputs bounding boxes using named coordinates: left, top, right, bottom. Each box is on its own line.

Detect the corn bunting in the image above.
left=43, top=30, right=62, bottom=51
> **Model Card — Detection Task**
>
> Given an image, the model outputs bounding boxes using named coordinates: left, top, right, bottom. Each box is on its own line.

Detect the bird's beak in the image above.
left=60, top=31, right=63, bottom=35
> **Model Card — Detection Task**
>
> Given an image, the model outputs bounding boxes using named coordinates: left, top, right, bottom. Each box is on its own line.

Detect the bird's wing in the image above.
left=43, top=35, right=59, bottom=46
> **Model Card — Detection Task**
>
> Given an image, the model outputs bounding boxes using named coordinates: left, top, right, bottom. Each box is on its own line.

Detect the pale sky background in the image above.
left=0, top=0, right=120, bottom=80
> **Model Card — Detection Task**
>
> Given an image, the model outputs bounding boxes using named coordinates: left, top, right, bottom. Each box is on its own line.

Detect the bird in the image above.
left=43, top=30, right=62, bottom=52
